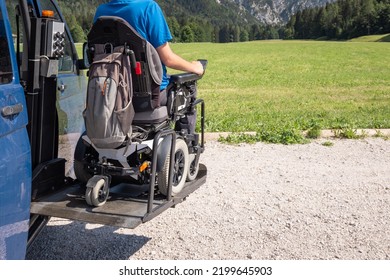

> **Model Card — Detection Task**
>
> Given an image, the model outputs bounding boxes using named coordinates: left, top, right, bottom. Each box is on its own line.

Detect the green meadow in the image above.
left=77, top=36, right=390, bottom=143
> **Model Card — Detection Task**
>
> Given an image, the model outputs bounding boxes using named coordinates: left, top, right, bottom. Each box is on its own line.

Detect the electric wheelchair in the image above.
left=74, top=16, right=207, bottom=207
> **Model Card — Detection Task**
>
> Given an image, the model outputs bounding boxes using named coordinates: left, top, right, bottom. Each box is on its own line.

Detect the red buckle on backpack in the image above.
left=135, top=62, right=142, bottom=75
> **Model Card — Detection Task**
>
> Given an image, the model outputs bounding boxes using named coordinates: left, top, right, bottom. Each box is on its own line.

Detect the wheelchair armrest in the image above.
left=169, top=60, right=207, bottom=85
left=170, top=72, right=202, bottom=84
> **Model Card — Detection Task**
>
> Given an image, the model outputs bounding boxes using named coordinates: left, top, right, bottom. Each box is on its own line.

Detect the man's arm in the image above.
left=156, top=42, right=204, bottom=76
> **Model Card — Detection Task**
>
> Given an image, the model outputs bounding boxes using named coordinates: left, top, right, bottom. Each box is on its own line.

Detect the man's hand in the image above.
left=191, top=61, right=204, bottom=76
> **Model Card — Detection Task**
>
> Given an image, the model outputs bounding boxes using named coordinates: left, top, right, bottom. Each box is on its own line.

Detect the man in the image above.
left=93, top=0, right=204, bottom=94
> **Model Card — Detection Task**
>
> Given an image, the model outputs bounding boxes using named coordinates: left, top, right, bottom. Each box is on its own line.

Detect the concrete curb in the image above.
left=203, top=129, right=390, bottom=141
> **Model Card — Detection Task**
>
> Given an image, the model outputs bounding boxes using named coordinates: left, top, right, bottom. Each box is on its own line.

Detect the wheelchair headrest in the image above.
left=88, top=16, right=162, bottom=85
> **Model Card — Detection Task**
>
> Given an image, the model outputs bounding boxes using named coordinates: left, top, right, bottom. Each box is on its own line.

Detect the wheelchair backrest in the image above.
left=87, top=16, right=163, bottom=112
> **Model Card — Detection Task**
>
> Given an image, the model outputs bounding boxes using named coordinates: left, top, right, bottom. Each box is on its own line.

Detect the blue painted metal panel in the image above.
left=0, top=128, right=31, bottom=260
left=0, top=0, right=32, bottom=260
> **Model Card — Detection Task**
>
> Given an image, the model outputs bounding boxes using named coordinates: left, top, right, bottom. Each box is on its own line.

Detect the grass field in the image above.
left=77, top=37, right=390, bottom=143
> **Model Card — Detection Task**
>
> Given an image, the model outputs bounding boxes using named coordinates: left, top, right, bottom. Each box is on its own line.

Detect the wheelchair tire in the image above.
left=74, top=133, right=92, bottom=184
left=158, top=138, right=189, bottom=196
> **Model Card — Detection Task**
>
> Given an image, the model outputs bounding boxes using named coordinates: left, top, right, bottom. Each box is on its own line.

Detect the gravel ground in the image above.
left=26, top=137, right=390, bottom=260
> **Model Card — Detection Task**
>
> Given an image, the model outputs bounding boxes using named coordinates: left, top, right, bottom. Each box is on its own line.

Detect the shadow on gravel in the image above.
left=26, top=220, right=150, bottom=260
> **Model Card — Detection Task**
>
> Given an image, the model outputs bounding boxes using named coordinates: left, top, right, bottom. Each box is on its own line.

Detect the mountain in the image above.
left=157, top=0, right=336, bottom=25
left=59, top=0, right=336, bottom=28
left=220, top=0, right=337, bottom=24
left=156, top=0, right=259, bottom=26
left=59, top=0, right=344, bottom=42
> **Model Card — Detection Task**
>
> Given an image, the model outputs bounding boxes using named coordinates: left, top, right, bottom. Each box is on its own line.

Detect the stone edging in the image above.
left=203, top=129, right=390, bottom=141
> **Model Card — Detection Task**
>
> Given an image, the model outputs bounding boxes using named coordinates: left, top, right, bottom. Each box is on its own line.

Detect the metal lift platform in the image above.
left=30, top=164, right=207, bottom=228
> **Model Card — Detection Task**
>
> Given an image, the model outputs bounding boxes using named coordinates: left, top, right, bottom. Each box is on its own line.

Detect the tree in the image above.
left=71, top=24, right=86, bottom=42
left=219, top=25, right=230, bottom=43
left=375, top=1, right=390, bottom=33
left=240, top=29, right=249, bottom=42
left=63, top=13, right=85, bottom=42
left=213, top=26, right=220, bottom=43
left=284, top=13, right=296, bottom=39
left=265, top=26, right=279, bottom=39
left=231, top=25, right=240, bottom=42
left=180, top=25, right=194, bottom=43
left=167, top=16, right=181, bottom=42
left=250, top=24, right=263, bottom=40
left=359, top=0, right=376, bottom=35
left=189, top=22, right=205, bottom=42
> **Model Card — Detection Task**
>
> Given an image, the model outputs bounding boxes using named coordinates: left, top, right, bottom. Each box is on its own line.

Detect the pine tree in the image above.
left=180, top=25, right=194, bottom=43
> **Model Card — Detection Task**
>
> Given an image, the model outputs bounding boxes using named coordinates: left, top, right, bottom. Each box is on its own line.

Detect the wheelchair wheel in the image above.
left=85, top=176, right=109, bottom=207
left=187, top=154, right=199, bottom=182
left=158, top=138, right=189, bottom=196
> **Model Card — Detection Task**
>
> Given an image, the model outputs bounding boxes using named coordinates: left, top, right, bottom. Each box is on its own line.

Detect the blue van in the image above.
left=0, top=0, right=31, bottom=259
left=0, top=0, right=206, bottom=260
left=0, top=0, right=87, bottom=259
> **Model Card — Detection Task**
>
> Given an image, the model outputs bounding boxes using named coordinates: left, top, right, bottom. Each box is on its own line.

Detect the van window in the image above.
left=0, top=7, right=13, bottom=84
left=7, top=0, right=28, bottom=82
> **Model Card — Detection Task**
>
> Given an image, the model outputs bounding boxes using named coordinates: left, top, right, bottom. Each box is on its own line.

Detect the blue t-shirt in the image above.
left=94, top=0, right=173, bottom=90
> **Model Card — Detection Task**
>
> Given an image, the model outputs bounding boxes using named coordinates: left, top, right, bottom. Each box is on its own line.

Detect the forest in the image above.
left=57, top=0, right=390, bottom=42
left=285, top=0, right=390, bottom=40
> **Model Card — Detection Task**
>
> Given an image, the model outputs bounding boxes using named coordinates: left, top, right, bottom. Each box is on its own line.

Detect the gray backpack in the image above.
left=83, top=44, right=134, bottom=149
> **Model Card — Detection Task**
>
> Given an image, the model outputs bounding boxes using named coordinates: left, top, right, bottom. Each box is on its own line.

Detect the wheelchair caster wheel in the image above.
left=187, top=154, right=199, bottom=182
left=85, top=175, right=109, bottom=207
